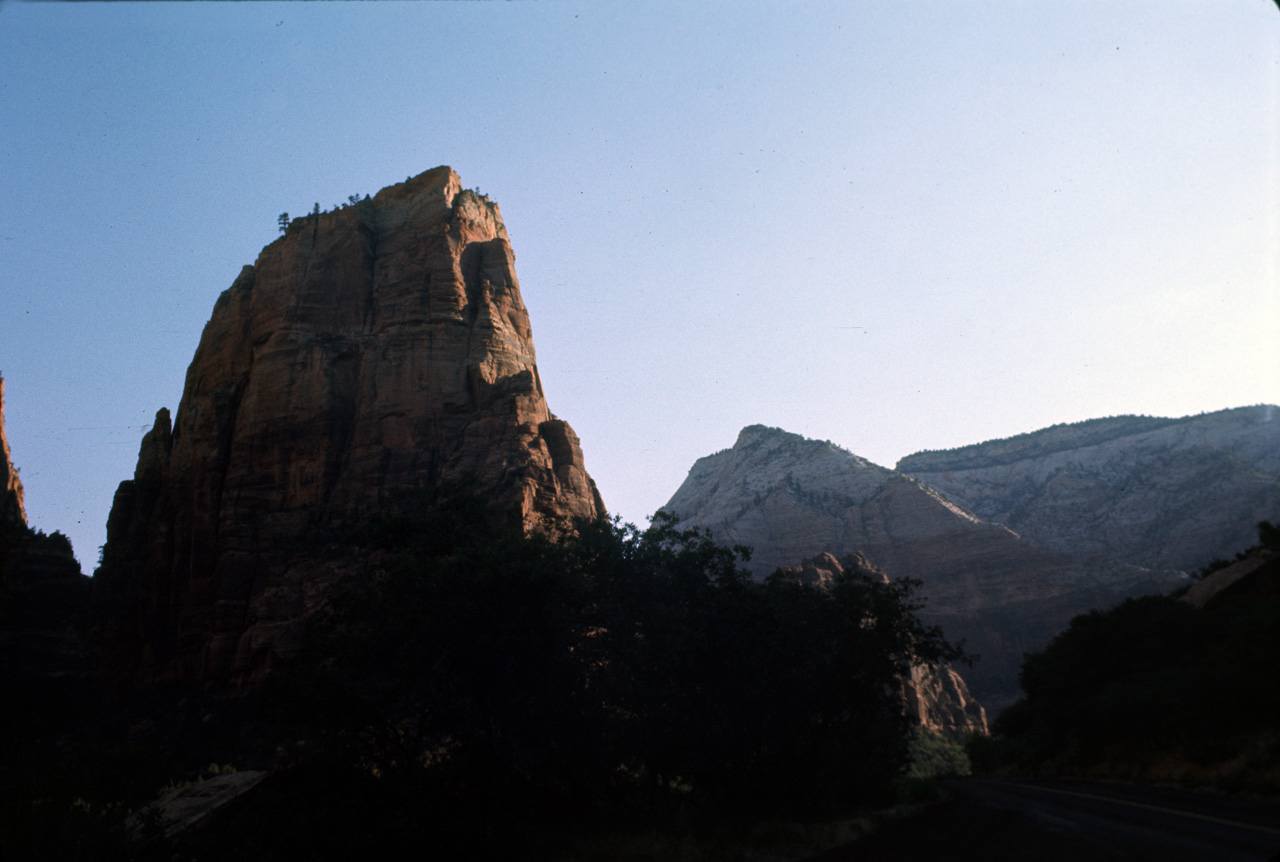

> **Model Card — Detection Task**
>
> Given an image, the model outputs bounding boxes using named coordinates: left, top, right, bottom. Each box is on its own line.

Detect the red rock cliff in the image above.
left=95, top=167, right=604, bottom=689
left=0, top=378, right=26, bottom=530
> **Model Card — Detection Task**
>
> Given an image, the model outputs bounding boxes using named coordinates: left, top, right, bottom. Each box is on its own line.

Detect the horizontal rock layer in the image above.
left=95, top=167, right=604, bottom=690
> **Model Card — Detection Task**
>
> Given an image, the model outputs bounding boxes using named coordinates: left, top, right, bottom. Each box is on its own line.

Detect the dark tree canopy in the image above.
left=263, top=488, right=960, bottom=839
left=983, top=522, right=1280, bottom=788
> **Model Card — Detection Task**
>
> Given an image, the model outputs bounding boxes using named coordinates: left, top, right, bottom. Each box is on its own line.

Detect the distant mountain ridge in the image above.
left=662, top=424, right=1184, bottom=710
left=897, top=405, right=1280, bottom=572
left=898, top=414, right=1186, bottom=472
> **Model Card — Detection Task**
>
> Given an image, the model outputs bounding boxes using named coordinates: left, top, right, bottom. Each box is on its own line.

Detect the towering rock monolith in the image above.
left=95, top=167, right=605, bottom=690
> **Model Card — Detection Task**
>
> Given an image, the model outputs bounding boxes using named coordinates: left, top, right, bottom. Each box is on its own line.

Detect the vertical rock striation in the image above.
left=95, top=167, right=604, bottom=690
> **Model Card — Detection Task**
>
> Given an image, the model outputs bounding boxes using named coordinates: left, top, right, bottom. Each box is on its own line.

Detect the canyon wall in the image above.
left=0, top=378, right=93, bottom=727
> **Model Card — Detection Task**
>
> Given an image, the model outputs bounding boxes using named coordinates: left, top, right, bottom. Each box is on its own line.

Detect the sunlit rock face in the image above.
left=0, top=378, right=26, bottom=530
left=663, top=426, right=1185, bottom=711
left=904, top=664, right=988, bottom=739
left=95, top=167, right=604, bottom=690
left=897, top=406, right=1280, bottom=573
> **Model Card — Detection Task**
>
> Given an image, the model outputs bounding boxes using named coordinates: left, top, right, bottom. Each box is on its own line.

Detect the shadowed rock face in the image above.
left=0, top=379, right=93, bottom=726
left=94, top=167, right=604, bottom=690
left=663, top=426, right=1185, bottom=711
left=897, top=406, right=1280, bottom=572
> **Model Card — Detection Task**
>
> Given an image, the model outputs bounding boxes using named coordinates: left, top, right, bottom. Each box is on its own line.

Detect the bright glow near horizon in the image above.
left=1, top=1, right=1276, bottom=571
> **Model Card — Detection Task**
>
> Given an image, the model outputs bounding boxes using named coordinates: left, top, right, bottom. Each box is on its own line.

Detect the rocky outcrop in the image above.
left=94, top=167, right=605, bottom=691
left=0, top=379, right=94, bottom=733
left=903, top=664, right=988, bottom=739
left=1, top=377, right=27, bottom=587
left=663, top=426, right=1186, bottom=710
left=0, top=378, right=26, bottom=530
left=774, top=551, right=871, bottom=591
left=897, top=406, right=1280, bottom=572
left=1182, top=548, right=1279, bottom=610
left=127, top=771, right=269, bottom=841
left=776, top=552, right=988, bottom=737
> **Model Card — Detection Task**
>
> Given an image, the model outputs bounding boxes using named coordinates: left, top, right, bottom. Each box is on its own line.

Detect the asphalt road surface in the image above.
left=810, top=778, right=1280, bottom=861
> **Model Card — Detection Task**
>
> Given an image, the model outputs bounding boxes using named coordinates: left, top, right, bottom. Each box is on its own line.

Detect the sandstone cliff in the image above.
left=0, top=379, right=94, bottom=733
left=0, top=378, right=26, bottom=530
left=897, top=406, right=1280, bottom=572
left=94, top=167, right=605, bottom=690
left=663, top=426, right=1185, bottom=710
left=1, top=534, right=94, bottom=731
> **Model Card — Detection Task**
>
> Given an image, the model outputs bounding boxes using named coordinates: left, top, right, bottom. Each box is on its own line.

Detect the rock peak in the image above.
left=664, top=424, right=1186, bottom=710
left=95, top=170, right=604, bottom=690
left=736, top=424, right=817, bottom=446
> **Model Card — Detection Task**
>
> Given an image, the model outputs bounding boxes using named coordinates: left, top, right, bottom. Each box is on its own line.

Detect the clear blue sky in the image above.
left=2, top=0, right=1277, bottom=572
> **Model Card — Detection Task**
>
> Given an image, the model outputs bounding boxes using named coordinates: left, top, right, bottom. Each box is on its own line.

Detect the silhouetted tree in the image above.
left=265, top=489, right=959, bottom=833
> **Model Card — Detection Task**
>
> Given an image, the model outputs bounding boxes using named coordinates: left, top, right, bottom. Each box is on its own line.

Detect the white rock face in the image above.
left=665, top=425, right=1003, bottom=580
left=662, top=425, right=1187, bottom=712
left=897, top=406, right=1280, bottom=572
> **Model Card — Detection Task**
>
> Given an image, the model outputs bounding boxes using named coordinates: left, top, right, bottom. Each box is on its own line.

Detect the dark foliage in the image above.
left=254, top=489, right=958, bottom=851
left=3, top=488, right=958, bottom=858
left=1193, top=519, right=1279, bottom=580
left=1258, top=519, right=1280, bottom=551
left=984, top=523, right=1280, bottom=783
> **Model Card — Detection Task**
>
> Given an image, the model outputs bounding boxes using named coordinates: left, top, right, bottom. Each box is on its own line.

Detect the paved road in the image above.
left=951, top=779, right=1280, bottom=861
left=810, top=778, right=1280, bottom=861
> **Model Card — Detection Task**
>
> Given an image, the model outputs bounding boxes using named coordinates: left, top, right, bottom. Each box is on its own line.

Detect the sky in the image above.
left=1, top=0, right=1277, bottom=573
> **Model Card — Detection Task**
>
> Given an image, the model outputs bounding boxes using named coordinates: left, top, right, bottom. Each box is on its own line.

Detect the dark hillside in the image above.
left=979, top=526, right=1280, bottom=793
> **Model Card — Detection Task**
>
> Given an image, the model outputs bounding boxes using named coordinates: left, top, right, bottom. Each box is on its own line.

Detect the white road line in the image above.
left=989, top=781, right=1280, bottom=837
